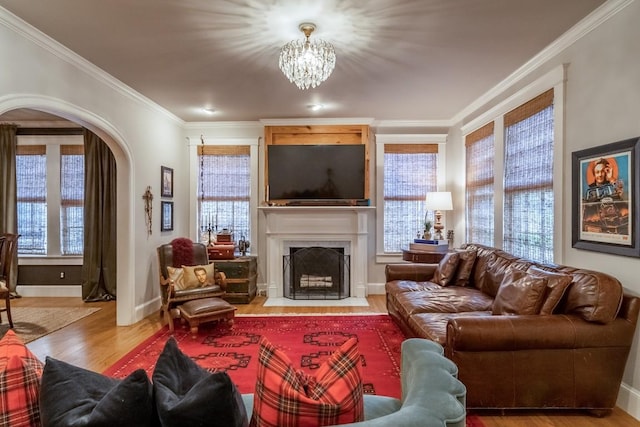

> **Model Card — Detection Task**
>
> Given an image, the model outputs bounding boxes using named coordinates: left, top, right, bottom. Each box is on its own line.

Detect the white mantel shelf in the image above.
left=259, top=206, right=375, bottom=299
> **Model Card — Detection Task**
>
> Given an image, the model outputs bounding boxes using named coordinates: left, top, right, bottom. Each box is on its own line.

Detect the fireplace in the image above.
left=284, top=246, right=350, bottom=300
left=259, top=206, right=372, bottom=299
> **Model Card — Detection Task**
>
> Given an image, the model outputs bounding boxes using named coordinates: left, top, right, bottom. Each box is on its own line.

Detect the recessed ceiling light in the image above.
left=307, top=104, right=324, bottom=111
left=202, top=107, right=216, bottom=114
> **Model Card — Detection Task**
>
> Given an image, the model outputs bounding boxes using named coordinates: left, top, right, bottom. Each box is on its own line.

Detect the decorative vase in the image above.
left=423, top=231, right=432, bottom=240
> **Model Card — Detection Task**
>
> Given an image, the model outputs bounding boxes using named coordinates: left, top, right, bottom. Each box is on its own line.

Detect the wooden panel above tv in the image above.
left=264, top=124, right=370, bottom=203
left=264, top=124, right=370, bottom=146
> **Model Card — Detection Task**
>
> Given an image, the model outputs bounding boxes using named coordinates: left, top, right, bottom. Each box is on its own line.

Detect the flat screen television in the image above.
left=266, top=144, right=367, bottom=204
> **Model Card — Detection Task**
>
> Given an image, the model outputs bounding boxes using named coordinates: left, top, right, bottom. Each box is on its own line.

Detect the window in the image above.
left=383, top=144, right=438, bottom=252
left=465, top=122, right=495, bottom=246
left=16, top=145, right=47, bottom=255
left=60, top=145, right=84, bottom=255
left=16, top=140, right=84, bottom=256
left=198, top=145, right=251, bottom=248
left=464, top=88, right=555, bottom=263
left=503, top=90, right=554, bottom=263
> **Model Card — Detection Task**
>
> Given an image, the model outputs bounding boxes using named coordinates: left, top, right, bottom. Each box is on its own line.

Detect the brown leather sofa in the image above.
left=385, top=243, right=640, bottom=415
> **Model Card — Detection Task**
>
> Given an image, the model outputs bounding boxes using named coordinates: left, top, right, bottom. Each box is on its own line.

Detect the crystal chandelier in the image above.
left=279, top=23, right=336, bottom=90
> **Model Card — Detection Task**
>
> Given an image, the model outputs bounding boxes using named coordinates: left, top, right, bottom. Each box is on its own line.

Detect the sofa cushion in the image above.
left=0, top=330, right=43, bottom=427
left=181, top=263, right=215, bottom=289
left=492, top=269, right=548, bottom=315
left=464, top=244, right=498, bottom=291
left=385, top=279, right=441, bottom=297
left=40, top=357, right=154, bottom=426
left=152, top=337, right=248, bottom=427
left=452, top=249, right=477, bottom=286
left=432, top=252, right=461, bottom=286
left=556, top=266, right=624, bottom=324
left=251, top=336, right=364, bottom=427
left=526, top=266, right=573, bottom=315
left=395, top=287, right=494, bottom=317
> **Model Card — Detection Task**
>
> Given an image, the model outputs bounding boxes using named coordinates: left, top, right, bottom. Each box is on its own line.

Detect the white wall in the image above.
left=562, top=1, right=640, bottom=416
left=450, top=0, right=640, bottom=418
left=0, top=9, right=186, bottom=325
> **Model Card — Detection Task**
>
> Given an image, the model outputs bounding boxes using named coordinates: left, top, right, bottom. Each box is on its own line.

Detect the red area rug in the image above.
left=104, top=314, right=485, bottom=426
left=105, top=314, right=404, bottom=398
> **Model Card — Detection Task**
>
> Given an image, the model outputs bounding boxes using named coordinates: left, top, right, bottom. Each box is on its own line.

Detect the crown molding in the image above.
left=451, top=0, right=634, bottom=125
left=373, top=119, right=453, bottom=129
left=461, top=65, right=565, bottom=135
left=259, top=117, right=375, bottom=126
left=184, top=121, right=263, bottom=130
left=0, top=6, right=183, bottom=126
left=375, top=134, right=447, bottom=144
left=185, top=136, right=260, bottom=146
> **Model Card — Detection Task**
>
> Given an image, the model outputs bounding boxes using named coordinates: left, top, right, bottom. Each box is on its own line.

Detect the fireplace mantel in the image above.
left=259, top=206, right=374, bottom=298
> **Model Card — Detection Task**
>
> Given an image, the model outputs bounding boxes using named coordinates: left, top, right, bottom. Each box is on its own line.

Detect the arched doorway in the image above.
left=0, top=100, right=136, bottom=325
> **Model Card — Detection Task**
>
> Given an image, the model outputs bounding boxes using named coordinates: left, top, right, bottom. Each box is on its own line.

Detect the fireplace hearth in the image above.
left=284, top=246, right=350, bottom=300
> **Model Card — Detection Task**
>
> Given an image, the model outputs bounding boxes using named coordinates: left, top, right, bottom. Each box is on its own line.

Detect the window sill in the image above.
left=19, top=256, right=83, bottom=266
left=375, top=253, right=403, bottom=264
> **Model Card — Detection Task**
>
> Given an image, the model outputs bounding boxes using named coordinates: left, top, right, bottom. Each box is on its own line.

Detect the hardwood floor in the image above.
left=13, top=295, right=640, bottom=427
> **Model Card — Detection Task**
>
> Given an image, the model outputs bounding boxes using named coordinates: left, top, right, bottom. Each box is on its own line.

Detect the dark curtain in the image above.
left=81, top=129, right=117, bottom=301
left=0, top=124, right=19, bottom=295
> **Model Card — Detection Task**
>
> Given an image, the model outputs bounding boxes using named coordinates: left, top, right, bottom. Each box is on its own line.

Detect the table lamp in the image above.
left=425, top=192, right=453, bottom=240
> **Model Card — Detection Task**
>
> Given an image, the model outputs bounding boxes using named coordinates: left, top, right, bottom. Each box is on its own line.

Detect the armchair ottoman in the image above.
left=178, top=297, right=236, bottom=338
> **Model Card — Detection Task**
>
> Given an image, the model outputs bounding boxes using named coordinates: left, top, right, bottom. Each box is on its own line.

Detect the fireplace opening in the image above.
left=283, top=246, right=350, bottom=300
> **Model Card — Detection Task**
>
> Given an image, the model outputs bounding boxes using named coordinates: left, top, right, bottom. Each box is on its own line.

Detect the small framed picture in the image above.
left=161, top=166, right=173, bottom=198
left=572, top=136, right=640, bottom=257
left=161, top=201, right=174, bottom=232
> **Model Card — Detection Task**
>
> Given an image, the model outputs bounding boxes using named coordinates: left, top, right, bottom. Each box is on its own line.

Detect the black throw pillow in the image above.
left=40, top=357, right=154, bottom=427
left=152, top=337, right=248, bottom=427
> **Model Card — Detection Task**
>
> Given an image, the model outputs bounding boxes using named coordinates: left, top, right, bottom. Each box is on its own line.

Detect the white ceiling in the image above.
left=0, top=0, right=606, bottom=124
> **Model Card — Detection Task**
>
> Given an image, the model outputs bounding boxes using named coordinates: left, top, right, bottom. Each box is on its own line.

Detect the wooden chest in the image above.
left=214, top=256, right=257, bottom=304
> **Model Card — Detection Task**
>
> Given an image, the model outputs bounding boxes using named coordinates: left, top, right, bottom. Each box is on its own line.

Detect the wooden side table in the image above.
left=401, top=248, right=447, bottom=263
left=214, top=256, right=257, bottom=304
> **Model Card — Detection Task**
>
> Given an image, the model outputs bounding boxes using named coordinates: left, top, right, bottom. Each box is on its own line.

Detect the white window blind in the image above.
left=60, top=145, right=84, bottom=255
left=16, top=145, right=47, bottom=254
left=503, top=89, right=554, bottom=263
left=383, top=144, right=438, bottom=252
left=198, top=145, right=251, bottom=247
left=465, top=122, right=495, bottom=246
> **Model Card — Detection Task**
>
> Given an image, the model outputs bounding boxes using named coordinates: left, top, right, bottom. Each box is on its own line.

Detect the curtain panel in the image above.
left=0, top=124, right=18, bottom=294
left=81, top=129, right=117, bottom=301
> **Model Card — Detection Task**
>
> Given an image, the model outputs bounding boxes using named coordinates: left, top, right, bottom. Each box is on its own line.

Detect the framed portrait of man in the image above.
left=572, top=136, right=640, bottom=257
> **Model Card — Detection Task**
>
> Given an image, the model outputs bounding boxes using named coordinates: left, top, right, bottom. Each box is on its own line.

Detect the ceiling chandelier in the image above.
left=279, top=23, right=336, bottom=90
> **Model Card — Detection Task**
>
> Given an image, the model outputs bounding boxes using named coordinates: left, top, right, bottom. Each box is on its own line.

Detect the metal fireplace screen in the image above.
left=283, top=246, right=350, bottom=300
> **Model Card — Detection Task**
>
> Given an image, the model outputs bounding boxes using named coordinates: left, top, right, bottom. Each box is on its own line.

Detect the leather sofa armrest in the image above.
left=385, top=263, right=437, bottom=282
left=446, top=315, right=636, bottom=353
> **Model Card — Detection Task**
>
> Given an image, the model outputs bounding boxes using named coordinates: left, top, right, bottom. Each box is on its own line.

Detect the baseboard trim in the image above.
left=367, top=282, right=386, bottom=295
left=617, top=382, right=640, bottom=421
left=16, top=285, right=82, bottom=297
left=136, top=296, right=161, bottom=322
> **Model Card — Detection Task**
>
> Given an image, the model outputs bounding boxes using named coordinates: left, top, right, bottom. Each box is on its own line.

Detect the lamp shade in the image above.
left=425, top=192, right=453, bottom=211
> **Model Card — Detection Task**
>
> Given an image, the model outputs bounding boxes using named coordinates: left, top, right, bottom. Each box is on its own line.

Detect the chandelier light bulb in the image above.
left=279, top=23, right=336, bottom=90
